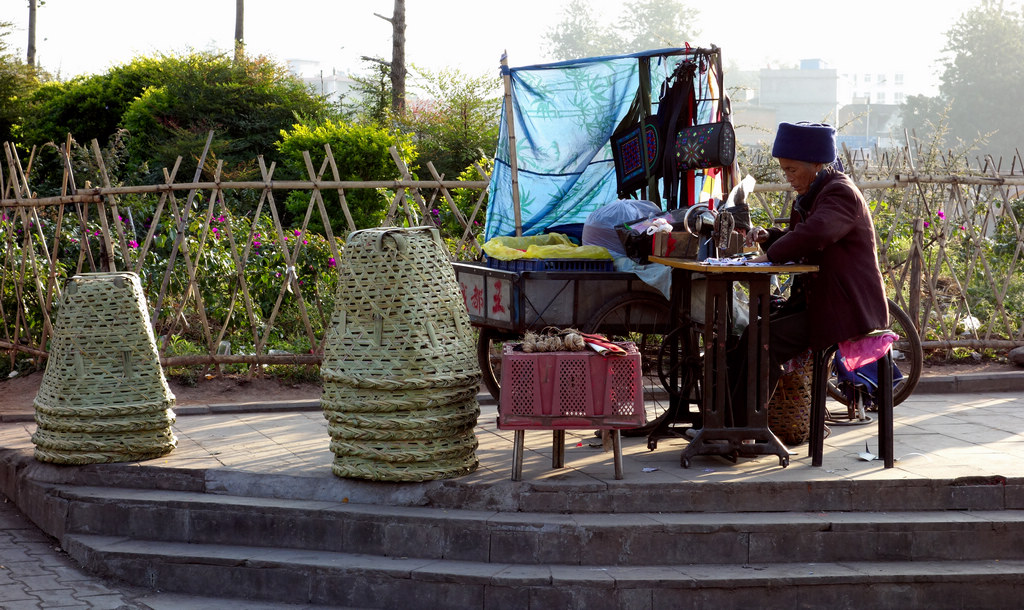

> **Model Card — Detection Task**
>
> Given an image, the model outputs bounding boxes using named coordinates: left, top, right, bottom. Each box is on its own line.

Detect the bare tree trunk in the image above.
left=391, top=0, right=406, bottom=116
left=234, top=0, right=245, bottom=63
left=27, top=0, right=37, bottom=67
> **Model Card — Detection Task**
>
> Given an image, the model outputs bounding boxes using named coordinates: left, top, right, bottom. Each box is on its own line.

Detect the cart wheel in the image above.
left=681, top=456, right=691, bottom=468
left=584, top=292, right=675, bottom=436
left=477, top=327, right=515, bottom=401
left=825, top=298, right=923, bottom=407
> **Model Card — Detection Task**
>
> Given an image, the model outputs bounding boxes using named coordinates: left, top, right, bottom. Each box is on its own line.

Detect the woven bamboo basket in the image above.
left=321, top=227, right=479, bottom=389
left=321, top=227, right=481, bottom=481
left=32, top=272, right=177, bottom=464
left=768, top=357, right=813, bottom=446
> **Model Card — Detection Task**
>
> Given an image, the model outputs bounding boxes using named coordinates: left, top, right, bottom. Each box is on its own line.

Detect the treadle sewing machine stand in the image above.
left=643, top=274, right=703, bottom=450
left=649, top=257, right=818, bottom=468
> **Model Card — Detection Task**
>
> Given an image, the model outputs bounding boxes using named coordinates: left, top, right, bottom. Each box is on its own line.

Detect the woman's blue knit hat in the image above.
left=771, top=122, right=837, bottom=163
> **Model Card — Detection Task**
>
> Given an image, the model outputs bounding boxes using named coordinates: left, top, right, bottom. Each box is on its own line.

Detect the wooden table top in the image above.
left=647, top=256, right=819, bottom=275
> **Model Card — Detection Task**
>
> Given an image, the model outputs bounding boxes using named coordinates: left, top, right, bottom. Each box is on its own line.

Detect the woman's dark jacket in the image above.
left=763, top=167, right=888, bottom=350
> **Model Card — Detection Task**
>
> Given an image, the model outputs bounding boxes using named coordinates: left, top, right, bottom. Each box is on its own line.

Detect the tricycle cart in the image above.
left=454, top=259, right=680, bottom=434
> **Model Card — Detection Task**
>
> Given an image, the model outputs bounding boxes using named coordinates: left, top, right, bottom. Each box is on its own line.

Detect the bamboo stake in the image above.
left=134, top=157, right=181, bottom=275
left=154, top=131, right=215, bottom=342
left=91, top=139, right=133, bottom=270
left=500, top=51, right=523, bottom=237
left=323, top=143, right=357, bottom=234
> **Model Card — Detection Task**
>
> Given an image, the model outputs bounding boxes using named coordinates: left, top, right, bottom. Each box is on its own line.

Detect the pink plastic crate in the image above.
left=497, top=342, right=645, bottom=430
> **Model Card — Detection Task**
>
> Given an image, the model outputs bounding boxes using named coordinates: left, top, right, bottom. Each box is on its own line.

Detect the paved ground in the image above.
left=0, top=498, right=338, bottom=609
left=1, top=373, right=1023, bottom=608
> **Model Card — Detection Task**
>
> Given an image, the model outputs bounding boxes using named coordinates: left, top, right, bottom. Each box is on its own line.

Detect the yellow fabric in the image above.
left=482, top=233, right=612, bottom=260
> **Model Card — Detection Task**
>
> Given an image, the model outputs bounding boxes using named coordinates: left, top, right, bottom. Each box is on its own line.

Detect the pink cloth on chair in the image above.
left=837, top=331, right=899, bottom=370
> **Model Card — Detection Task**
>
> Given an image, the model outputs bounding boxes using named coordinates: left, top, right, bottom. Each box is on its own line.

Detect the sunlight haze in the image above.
left=10, top=0, right=972, bottom=96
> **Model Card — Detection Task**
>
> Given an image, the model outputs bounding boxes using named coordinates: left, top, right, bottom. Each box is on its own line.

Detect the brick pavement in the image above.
left=0, top=498, right=349, bottom=608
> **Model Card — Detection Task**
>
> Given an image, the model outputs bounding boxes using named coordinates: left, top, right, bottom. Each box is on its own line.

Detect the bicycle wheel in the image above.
left=826, top=298, right=923, bottom=406
left=477, top=326, right=516, bottom=401
left=583, top=292, right=674, bottom=431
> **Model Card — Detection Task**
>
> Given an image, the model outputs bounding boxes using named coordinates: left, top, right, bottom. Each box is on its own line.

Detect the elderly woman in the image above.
left=730, top=122, right=889, bottom=419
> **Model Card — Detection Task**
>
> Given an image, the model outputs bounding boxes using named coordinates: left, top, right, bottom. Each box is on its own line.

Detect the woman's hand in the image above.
left=744, top=226, right=769, bottom=247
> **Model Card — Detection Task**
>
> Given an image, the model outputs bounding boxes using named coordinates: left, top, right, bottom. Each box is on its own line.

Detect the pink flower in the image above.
left=328, top=257, right=336, bottom=267
left=937, top=210, right=946, bottom=219
left=128, top=240, right=139, bottom=249
left=294, top=229, right=302, bottom=236
left=923, top=221, right=930, bottom=228
left=960, top=225, right=966, bottom=231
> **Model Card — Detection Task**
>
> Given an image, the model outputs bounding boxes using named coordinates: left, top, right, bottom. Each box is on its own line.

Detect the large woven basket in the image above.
left=768, top=357, right=813, bottom=446
left=321, top=227, right=481, bottom=481
left=32, top=272, right=176, bottom=464
left=321, top=227, right=479, bottom=389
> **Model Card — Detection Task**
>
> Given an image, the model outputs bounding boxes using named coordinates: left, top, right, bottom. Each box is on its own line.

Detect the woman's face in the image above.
left=777, top=159, right=822, bottom=195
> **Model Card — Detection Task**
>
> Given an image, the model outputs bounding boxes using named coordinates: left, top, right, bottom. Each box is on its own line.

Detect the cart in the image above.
left=454, top=259, right=682, bottom=435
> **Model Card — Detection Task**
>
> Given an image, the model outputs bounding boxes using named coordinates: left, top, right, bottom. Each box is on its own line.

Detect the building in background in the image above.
left=732, top=59, right=923, bottom=155
left=287, top=59, right=357, bottom=105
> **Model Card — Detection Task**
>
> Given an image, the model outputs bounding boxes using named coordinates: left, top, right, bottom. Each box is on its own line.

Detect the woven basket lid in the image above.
left=34, top=272, right=175, bottom=413
left=32, top=272, right=176, bottom=464
left=322, top=227, right=480, bottom=390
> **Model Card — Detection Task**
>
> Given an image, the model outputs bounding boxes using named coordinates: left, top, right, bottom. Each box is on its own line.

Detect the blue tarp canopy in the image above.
left=485, top=47, right=723, bottom=241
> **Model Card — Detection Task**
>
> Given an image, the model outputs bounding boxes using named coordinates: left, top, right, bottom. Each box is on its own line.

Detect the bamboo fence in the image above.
left=0, top=133, right=1021, bottom=376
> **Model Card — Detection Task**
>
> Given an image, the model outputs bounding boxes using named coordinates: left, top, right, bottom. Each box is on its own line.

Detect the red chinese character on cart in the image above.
left=491, top=280, right=506, bottom=314
left=470, top=285, right=484, bottom=313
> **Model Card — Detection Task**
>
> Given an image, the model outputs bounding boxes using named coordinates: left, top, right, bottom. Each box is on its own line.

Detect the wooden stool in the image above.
left=809, top=344, right=894, bottom=468
left=511, top=429, right=623, bottom=481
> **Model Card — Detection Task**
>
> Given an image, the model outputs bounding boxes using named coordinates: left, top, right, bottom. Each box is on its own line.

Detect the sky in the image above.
left=6, top=0, right=978, bottom=96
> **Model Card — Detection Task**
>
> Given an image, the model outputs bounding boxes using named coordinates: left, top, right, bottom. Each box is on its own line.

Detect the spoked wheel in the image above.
left=583, top=292, right=675, bottom=436
left=825, top=298, right=923, bottom=408
left=477, top=326, right=517, bottom=401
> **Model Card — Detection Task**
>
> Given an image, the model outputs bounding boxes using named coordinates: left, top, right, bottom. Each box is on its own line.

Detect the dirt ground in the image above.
left=0, top=371, right=322, bottom=414
left=0, top=359, right=1019, bottom=416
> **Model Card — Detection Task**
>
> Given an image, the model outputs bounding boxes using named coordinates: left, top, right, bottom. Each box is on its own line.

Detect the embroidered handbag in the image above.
left=611, top=118, right=662, bottom=197
left=674, top=121, right=736, bottom=171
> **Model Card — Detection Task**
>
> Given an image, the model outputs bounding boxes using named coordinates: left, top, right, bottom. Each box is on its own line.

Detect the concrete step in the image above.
left=50, top=485, right=1024, bottom=566
left=9, top=448, right=1020, bottom=514
left=63, top=534, right=1024, bottom=609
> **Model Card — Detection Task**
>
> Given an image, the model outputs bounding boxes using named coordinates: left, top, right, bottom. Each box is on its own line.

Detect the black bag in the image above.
left=674, top=121, right=736, bottom=171
left=656, top=60, right=698, bottom=208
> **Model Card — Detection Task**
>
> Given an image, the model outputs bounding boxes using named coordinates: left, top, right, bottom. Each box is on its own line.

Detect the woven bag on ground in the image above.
left=31, top=272, right=177, bottom=464
left=321, top=227, right=481, bottom=481
left=767, top=357, right=813, bottom=446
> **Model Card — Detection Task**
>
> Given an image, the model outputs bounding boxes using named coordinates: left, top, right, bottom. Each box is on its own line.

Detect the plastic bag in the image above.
left=483, top=233, right=611, bottom=261
left=581, top=200, right=662, bottom=256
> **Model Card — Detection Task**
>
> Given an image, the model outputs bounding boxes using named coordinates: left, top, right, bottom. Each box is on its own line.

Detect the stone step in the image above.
left=12, top=449, right=1019, bottom=514
left=63, top=534, right=1024, bottom=610
left=52, top=485, right=1024, bottom=566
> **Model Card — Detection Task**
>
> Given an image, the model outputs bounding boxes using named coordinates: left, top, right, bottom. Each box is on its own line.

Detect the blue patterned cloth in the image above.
left=485, top=49, right=717, bottom=240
